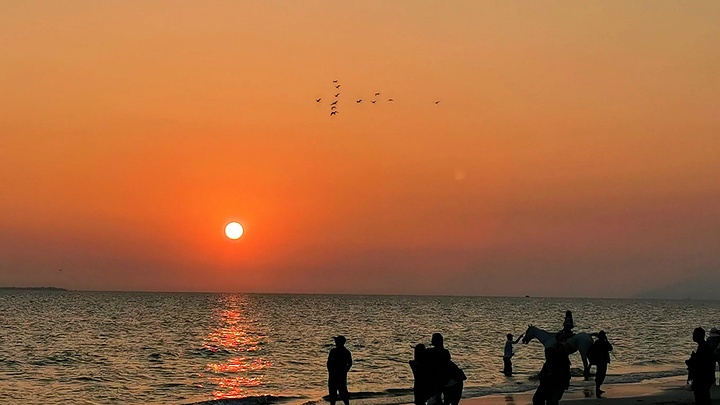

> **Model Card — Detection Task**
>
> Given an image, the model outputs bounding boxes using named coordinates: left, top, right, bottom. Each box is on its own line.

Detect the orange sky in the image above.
left=2, top=1, right=719, bottom=297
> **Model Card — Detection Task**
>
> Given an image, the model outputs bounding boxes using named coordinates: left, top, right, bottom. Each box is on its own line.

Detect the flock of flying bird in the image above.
left=316, top=80, right=439, bottom=116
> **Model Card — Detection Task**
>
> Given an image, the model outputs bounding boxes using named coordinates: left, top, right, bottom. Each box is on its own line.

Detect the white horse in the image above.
left=521, top=325, right=594, bottom=380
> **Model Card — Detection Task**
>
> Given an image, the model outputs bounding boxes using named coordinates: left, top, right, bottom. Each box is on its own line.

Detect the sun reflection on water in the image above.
left=204, top=297, right=271, bottom=399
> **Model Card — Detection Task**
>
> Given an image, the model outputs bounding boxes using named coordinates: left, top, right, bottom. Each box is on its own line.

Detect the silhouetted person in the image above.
left=557, top=311, right=574, bottom=342
left=426, top=333, right=466, bottom=405
left=588, top=331, right=613, bottom=398
left=427, top=333, right=452, bottom=405
left=687, top=327, right=714, bottom=405
left=503, top=333, right=524, bottom=376
left=410, top=344, right=431, bottom=405
left=327, top=335, right=352, bottom=405
left=707, top=327, right=720, bottom=384
left=533, top=343, right=571, bottom=405
left=443, top=359, right=466, bottom=405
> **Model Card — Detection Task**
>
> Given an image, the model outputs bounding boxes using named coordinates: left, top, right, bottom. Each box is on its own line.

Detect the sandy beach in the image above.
left=461, top=376, right=719, bottom=405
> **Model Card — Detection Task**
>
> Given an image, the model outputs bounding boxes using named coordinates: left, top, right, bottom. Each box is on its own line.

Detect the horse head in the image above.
left=521, top=325, right=535, bottom=344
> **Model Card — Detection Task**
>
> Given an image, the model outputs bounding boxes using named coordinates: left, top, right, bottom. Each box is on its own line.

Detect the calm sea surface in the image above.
left=1, top=291, right=719, bottom=405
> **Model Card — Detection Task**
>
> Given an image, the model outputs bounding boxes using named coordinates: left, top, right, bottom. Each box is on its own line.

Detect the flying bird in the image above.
left=435, top=101, right=440, bottom=104
left=316, top=98, right=321, bottom=102
left=375, top=92, right=381, bottom=96
left=330, top=100, right=338, bottom=105
left=331, top=105, right=337, bottom=110
left=333, top=80, right=338, bottom=83
left=335, top=84, right=341, bottom=89
left=334, top=93, right=340, bottom=97
left=387, top=98, right=394, bottom=102
left=371, top=100, right=376, bottom=103
left=330, top=111, right=338, bottom=116
left=356, top=99, right=362, bottom=103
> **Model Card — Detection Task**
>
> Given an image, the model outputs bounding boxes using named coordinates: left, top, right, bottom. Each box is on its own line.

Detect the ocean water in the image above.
left=1, top=291, right=719, bottom=405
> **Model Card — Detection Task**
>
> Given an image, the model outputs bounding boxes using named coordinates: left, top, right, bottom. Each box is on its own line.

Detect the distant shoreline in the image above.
left=0, top=287, right=68, bottom=291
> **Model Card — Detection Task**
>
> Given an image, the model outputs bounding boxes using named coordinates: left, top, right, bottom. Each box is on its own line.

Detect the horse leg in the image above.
left=581, top=354, right=590, bottom=381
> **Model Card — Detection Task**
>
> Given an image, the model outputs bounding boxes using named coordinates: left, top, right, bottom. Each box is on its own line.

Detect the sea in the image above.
left=1, top=291, right=718, bottom=405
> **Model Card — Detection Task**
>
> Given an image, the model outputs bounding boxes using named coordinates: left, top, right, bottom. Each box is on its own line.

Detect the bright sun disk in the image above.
left=225, top=222, right=244, bottom=239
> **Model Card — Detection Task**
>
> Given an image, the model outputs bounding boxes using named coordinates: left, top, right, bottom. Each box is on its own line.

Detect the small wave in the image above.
left=148, top=352, right=178, bottom=363
left=631, top=359, right=668, bottom=366
left=384, top=388, right=413, bottom=397
left=321, top=390, right=413, bottom=401
left=72, top=376, right=109, bottom=383
left=1, top=359, right=20, bottom=367
left=187, top=395, right=303, bottom=405
left=159, top=382, right=187, bottom=388
left=191, top=347, right=233, bottom=357
left=30, top=351, right=89, bottom=366
left=602, top=369, right=687, bottom=384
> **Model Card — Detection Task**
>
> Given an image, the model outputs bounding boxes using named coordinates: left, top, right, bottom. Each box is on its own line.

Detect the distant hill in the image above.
left=637, top=274, right=720, bottom=300
left=0, top=287, right=68, bottom=291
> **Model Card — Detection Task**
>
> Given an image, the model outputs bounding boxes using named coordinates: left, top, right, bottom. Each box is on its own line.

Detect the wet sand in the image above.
left=460, top=376, right=720, bottom=405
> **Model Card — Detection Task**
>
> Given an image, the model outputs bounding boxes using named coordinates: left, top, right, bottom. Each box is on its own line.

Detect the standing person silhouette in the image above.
left=410, top=344, right=431, bottom=405
left=706, top=327, right=720, bottom=385
left=327, top=335, right=352, bottom=405
left=426, top=333, right=466, bottom=405
left=443, top=358, right=466, bottom=405
left=533, top=342, right=571, bottom=405
left=427, top=333, right=451, bottom=405
left=687, top=328, right=714, bottom=405
left=589, top=331, right=613, bottom=398
left=503, top=333, right=524, bottom=376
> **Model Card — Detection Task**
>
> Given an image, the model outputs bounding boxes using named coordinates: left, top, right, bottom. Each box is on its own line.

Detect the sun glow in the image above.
left=225, top=222, right=244, bottom=239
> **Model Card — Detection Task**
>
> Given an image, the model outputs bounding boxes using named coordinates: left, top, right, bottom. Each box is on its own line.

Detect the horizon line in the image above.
left=0, top=286, right=715, bottom=301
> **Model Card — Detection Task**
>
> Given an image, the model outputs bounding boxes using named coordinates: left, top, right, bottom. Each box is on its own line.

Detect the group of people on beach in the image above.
left=326, top=332, right=467, bottom=405
left=409, top=333, right=467, bottom=405
left=327, top=311, right=720, bottom=405
left=503, top=311, right=613, bottom=405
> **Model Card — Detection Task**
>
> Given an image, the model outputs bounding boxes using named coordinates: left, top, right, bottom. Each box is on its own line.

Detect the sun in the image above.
left=224, top=222, right=244, bottom=240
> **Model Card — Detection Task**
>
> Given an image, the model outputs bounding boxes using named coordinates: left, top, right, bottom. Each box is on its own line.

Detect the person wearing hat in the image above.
left=588, top=331, right=613, bottom=398
left=327, top=335, right=352, bottom=405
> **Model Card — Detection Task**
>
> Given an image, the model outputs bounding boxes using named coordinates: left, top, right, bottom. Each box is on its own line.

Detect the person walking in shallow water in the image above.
left=503, top=333, right=524, bottom=376
left=686, top=327, right=714, bottom=405
left=327, top=335, right=352, bottom=405
left=588, top=331, right=613, bottom=398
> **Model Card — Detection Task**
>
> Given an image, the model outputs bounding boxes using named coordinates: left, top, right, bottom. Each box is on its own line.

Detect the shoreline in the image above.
left=459, top=375, right=719, bottom=405
left=191, top=375, right=715, bottom=405
left=190, top=375, right=718, bottom=405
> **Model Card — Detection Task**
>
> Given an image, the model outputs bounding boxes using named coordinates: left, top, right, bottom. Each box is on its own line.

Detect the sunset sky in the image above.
left=2, top=1, right=719, bottom=297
